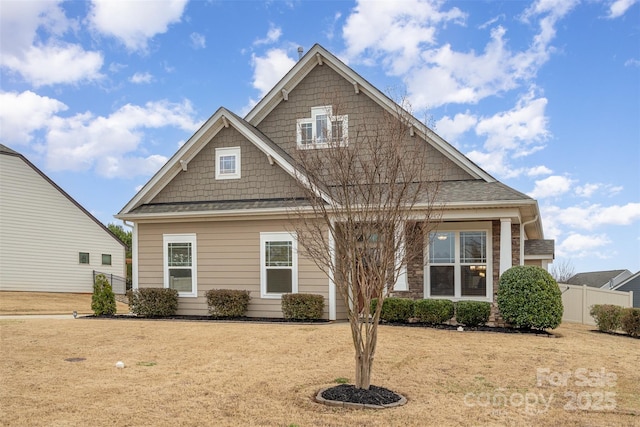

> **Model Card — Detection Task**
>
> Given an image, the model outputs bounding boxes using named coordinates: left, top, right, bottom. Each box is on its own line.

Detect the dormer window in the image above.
left=296, top=106, right=348, bottom=148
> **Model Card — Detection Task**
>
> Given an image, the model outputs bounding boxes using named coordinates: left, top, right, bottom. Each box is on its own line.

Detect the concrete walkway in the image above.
left=0, top=314, right=80, bottom=319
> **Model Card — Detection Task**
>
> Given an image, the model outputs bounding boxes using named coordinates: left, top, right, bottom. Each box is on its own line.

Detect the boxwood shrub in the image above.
left=414, top=299, right=454, bottom=324
left=371, top=297, right=414, bottom=323
left=497, top=265, right=563, bottom=330
left=590, top=304, right=624, bottom=333
left=620, top=308, right=640, bottom=337
left=281, top=293, right=324, bottom=320
left=128, top=288, right=179, bottom=317
left=206, top=289, right=250, bottom=318
left=455, top=301, right=491, bottom=327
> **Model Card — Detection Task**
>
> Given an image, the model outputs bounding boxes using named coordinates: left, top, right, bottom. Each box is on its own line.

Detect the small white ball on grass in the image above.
left=115, top=361, right=125, bottom=369
left=457, top=326, right=464, bottom=332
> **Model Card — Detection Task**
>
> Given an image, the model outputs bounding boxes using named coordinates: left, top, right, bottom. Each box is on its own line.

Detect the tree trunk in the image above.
left=355, top=350, right=373, bottom=389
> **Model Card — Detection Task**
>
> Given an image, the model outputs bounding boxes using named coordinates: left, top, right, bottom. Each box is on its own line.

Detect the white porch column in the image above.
left=394, top=221, right=408, bottom=291
left=328, top=221, right=337, bottom=320
left=131, top=222, right=139, bottom=290
left=500, top=218, right=512, bottom=275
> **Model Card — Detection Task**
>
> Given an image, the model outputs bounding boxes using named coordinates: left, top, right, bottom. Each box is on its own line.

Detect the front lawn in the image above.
left=0, top=319, right=638, bottom=426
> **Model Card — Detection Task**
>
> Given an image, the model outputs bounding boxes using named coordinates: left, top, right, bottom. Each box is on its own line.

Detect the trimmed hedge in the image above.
left=414, top=299, right=454, bottom=324
left=128, top=288, right=179, bottom=317
left=455, top=301, right=491, bottom=327
left=371, top=297, right=415, bottom=323
left=282, top=293, right=324, bottom=320
left=497, top=265, right=563, bottom=330
left=590, top=304, right=624, bottom=333
left=91, top=273, right=116, bottom=316
left=206, top=289, right=250, bottom=318
left=620, top=308, right=640, bottom=337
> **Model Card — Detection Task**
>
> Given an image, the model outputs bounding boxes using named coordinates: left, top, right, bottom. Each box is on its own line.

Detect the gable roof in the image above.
left=566, top=269, right=632, bottom=288
left=245, top=44, right=495, bottom=183
left=117, top=44, right=544, bottom=238
left=0, top=144, right=125, bottom=248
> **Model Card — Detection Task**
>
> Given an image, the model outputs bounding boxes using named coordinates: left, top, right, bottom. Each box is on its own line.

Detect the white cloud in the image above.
left=606, top=0, right=638, bottom=18
left=0, top=91, right=67, bottom=144
left=253, top=24, right=282, bottom=46
left=529, top=175, right=575, bottom=199
left=342, top=0, right=576, bottom=109
left=0, top=1, right=104, bottom=87
left=190, top=32, right=206, bottom=49
left=476, top=90, right=549, bottom=151
left=556, top=233, right=613, bottom=260
left=251, top=49, right=296, bottom=97
left=543, top=202, right=640, bottom=231
left=434, top=112, right=477, bottom=143
left=526, top=165, right=552, bottom=176
left=42, top=100, right=200, bottom=178
left=87, top=0, right=188, bottom=52
left=575, top=183, right=600, bottom=198
left=624, top=58, right=640, bottom=67
left=343, top=0, right=466, bottom=75
left=130, top=72, right=153, bottom=84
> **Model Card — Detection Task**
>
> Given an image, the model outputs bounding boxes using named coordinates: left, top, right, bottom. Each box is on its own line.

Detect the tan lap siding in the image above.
left=136, top=219, right=330, bottom=318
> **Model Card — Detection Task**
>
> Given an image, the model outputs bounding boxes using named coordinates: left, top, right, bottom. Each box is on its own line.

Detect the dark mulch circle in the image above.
left=321, top=384, right=402, bottom=406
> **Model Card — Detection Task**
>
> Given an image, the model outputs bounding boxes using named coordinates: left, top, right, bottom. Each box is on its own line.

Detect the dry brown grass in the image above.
left=0, top=291, right=129, bottom=315
left=1, top=315, right=638, bottom=427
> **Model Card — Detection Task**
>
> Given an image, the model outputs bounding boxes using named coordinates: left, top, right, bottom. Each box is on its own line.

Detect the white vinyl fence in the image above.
left=559, top=283, right=633, bottom=325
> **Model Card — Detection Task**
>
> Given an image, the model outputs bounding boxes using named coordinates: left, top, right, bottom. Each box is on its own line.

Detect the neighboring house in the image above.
left=610, top=271, right=640, bottom=308
left=116, top=44, right=553, bottom=321
left=0, top=144, right=126, bottom=293
left=566, top=270, right=632, bottom=289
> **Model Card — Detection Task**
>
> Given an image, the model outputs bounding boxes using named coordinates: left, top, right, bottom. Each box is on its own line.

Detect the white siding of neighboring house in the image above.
left=0, top=154, right=125, bottom=293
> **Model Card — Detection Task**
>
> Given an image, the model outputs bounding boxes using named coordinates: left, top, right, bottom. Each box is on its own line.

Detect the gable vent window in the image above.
left=296, top=106, right=348, bottom=149
left=215, top=147, right=241, bottom=180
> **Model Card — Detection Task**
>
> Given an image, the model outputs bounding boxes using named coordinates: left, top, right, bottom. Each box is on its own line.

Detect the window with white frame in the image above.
left=296, top=106, right=348, bottom=148
left=260, top=232, right=298, bottom=298
left=215, top=147, right=241, bottom=179
left=163, top=234, right=197, bottom=297
left=426, top=226, right=491, bottom=300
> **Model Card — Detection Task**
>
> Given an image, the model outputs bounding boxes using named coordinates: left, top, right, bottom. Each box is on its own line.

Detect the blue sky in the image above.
left=1, top=0, right=638, bottom=275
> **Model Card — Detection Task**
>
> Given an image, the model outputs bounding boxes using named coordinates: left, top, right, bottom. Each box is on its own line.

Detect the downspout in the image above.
left=123, top=220, right=138, bottom=290
left=520, top=215, right=539, bottom=266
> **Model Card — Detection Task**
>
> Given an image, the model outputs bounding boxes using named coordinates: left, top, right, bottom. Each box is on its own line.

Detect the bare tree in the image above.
left=289, top=97, right=444, bottom=390
left=550, top=258, right=576, bottom=283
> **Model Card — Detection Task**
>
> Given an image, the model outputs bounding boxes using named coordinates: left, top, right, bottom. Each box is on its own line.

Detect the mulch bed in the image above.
left=321, top=384, right=402, bottom=406
left=380, top=321, right=557, bottom=336
left=83, top=314, right=330, bottom=323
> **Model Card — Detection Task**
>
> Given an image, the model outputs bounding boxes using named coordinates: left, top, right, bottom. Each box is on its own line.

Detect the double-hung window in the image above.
left=296, top=106, right=348, bottom=148
left=260, top=232, right=298, bottom=298
left=163, top=234, right=197, bottom=297
left=215, top=147, right=241, bottom=180
left=426, top=225, right=491, bottom=300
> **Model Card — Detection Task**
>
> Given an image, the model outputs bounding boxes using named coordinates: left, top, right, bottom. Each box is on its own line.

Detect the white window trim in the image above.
left=163, top=233, right=197, bottom=298
left=296, top=106, right=348, bottom=149
left=424, top=222, right=493, bottom=302
left=215, top=147, right=241, bottom=180
left=260, top=231, right=298, bottom=299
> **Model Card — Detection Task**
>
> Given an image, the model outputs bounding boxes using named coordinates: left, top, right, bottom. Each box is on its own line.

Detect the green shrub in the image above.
left=497, top=265, right=563, bottom=330
left=281, top=293, right=324, bottom=320
left=589, top=304, right=623, bottom=333
left=414, top=299, right=454, bottom=324
left=620, top=308, right=640, bottom=337
left=91, top=274, right=116, bottom=316
left=371, top=297, right=414, bottom=323
left=128, top=288, right=179, bottom=317
left=206, top=289, right=251, bottom=318
left=455, top=301, right=491, bottom=327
